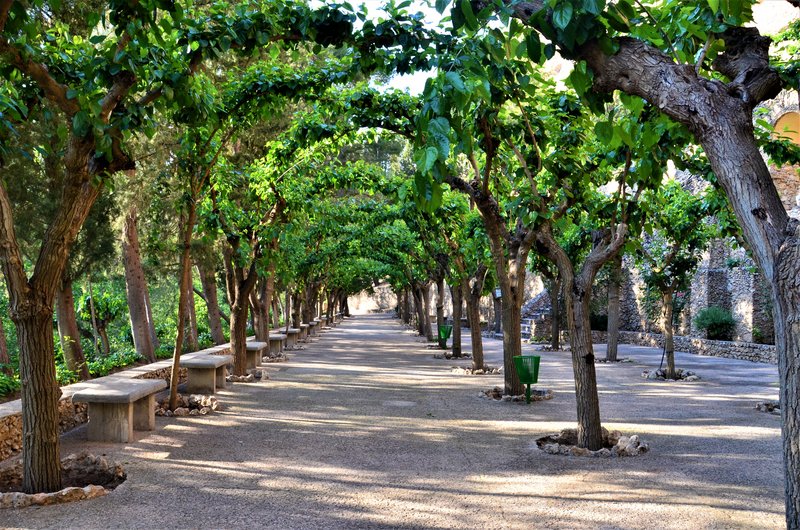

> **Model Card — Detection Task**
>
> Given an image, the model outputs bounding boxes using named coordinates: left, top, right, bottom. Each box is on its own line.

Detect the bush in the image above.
left=87, top=350, right=142, bottom=377
left=0, top=372, right=20, bottom=397
left=694, top=306, right=736, bottom=340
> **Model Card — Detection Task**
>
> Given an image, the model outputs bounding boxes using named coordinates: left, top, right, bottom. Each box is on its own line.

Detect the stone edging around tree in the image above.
left=590, top=330, right=776, bottom=365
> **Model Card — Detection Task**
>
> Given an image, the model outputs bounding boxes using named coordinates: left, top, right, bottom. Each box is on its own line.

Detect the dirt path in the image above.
left=1, top=314, right=783, bottom=529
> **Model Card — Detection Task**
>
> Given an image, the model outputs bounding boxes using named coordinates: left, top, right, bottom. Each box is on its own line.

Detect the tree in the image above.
left=461, top=0, right=800, bottom=521
left=636, top=181, right=719, bottom=378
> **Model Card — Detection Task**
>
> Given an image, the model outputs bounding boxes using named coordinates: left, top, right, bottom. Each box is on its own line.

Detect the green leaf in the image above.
left=414, top=146, right=439, bottom=173
left=445, top=71, right=466, bottom=93
left=707, top=0, right=719, bottom=12
left=435, top=0, right=449, bottom=14
left=595, top=121, right=614, bottom=144
left=526, top=32, right=542, bottom=63
left=460, top=0, right=479, bottom=31
left=552, top=2, right=574, bottom=30
left=582, top=0, right=604, bottom=15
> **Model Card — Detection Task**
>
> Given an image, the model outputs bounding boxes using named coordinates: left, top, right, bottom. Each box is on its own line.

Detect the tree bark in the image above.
left=465, top=264, right=488, bottom=371
left=435, top=277, right=445, bottom=331
left=98, top=326, right=110, bottom=356
left=550, top=277, right=561, bottom=351
left=122, top=207, right=156, bottom=362
left=0, top=312, right=11, bottom=375
left=606, top=255, right=622, bottom=362
left=421, top=283, right=434, bottom=342
left=223, top=246, right=259, bottom=376
left=291, top=290, right=302, bottom=328
left=55, top=278, right=89, bottom=380
left=662, top=289, right=676, bottom=379
left=250, top=280, right=269, bottom=342
left=168, top=202, right=197, bottom=411
left=183, top=266, right=199, bottom=352
left=450, top=282, right=463, bottom=357
left=538, top=223, right=627, bottom=450
left=197, top=262, right=225, bottom=344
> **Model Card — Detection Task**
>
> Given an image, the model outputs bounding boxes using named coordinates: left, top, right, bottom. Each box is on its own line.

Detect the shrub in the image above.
left=0, top=372, right=20, bottom=397
left=87, top=350, right=142, bottom=377
left=694, top=306, right=736, bottom=340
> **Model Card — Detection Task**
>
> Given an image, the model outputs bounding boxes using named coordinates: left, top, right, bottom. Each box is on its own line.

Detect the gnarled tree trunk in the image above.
left=662, top=288, right=676, bottom=379
left=549, top=277, right=562, bottom=351
left=183, top=266, right=199, bottom=352
left=465, top=264, right=488, bottom=371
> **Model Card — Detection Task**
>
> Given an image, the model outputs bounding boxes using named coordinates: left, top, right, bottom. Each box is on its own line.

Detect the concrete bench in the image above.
left=181, top=354, right=232, bottom=394
left=245, top=341, right=269, bottom=369
left=268, top=334, right=287, bottom=355
left=72, top=378, right=167, bottom=442
left=299, top=323, right=310, bottom=341
left=308, top=321, right=319, bottom=337
left=284, top=328, right=300, bottom=347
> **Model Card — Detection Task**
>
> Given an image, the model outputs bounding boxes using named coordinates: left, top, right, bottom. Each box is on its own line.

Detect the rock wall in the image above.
left=590, top=330, right=777, bottom=365
left=0, top=397, right=88, bottom=462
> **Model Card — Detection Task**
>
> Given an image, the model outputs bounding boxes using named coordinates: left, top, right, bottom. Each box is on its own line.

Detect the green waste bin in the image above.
left=513, top=355, right=541, bottom=404
left=438, top=324, right=453, bottom=349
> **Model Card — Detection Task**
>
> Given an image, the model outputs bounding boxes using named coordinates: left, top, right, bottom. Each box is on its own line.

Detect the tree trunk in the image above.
left=272, top=294, right=281, bottom=328
left=122, top=207, right=156, bottom=362
left=435, top=277, right=445, bottom=331
left=662, top=289, right=676, bottom=379
left=0, top=314, right=11, bottom=375
left=230, top=301, right=249, bottom=376
left=16, top=310, right=62, bottom=493
left=402, top=289, right=411, bottom=324
left=465, top=268, right=487, bottom=371
left=606, top=256, right=622, bottom=361
left=86, top=274, right=100, bottom=355
left=98, top=326, right=110, bottom=356
left=774, top=258, right=800, bottom=527
left=144, top=283, right=159, bottom=350
left=412, top=287, right=426, bottom=336
left=285, top=290, right=291, bottom=332
left=197, top=262, right=225, bottom=345
left=564, top=275, right=604, bottom=451
left=250, top=281, right=268, bottom=342
left=168, top=203, right=197, bottom=411
left=550, top=277, right=561, bottom=351
left=450, top=282, right=463, bottom=357
left=183, top=266, right=199, bottom=352
left=55, top=278, right=89, bottom=380
left=422, top=284, right=434, bottom=342
left=492, top=296, right=502, bottom=334
left=223, top=246, right=258, bottom=376
left=291, top=290, right=302, bottom=328
left=500, top=291, right=525, bottom=396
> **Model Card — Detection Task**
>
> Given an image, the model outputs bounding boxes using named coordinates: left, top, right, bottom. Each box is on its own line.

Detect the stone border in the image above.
left=590, top=330, right=776, bottom=365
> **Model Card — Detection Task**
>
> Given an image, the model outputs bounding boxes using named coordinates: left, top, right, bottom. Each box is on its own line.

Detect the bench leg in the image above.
left=133, top=394, right=156, bottom=431
left=216, top=365, right=227, bottom=389
left=186, top=367, right=216, bottom=394
left=269, top=342, right=280, bottom=355
left=246, top=349, right=260, bottom=369
left=87, top=402, right=133, bottom=442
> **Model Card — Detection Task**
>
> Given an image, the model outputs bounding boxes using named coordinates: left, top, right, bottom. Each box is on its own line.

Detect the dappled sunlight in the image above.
left=36, top=314, right=783, bottom=529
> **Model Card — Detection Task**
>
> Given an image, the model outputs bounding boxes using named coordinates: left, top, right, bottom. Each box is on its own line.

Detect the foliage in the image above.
left=694, top=306, right=736, bottom=340
left=0, top=372, right=20, bottom=396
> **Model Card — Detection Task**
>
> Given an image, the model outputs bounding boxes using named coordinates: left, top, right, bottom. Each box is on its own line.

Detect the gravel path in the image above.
left=1, top=314, right=784, bottom=529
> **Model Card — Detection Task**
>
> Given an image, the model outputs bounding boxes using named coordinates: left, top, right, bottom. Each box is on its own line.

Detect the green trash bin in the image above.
left=513, top=355, right=541, bottom=404
left=438, top=324, right=453, bottom=349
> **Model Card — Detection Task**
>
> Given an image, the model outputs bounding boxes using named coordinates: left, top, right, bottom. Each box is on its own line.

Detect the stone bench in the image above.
left=181, top=354, right=232, bottom=394
left=284, top=328, right=300, bottom=348
left=268, top=334, right=287, bottom=355
left=71, top=378, right=167, bottom=443
left=308, top=320, right=319, bottom=337
left=299, top=323, right=310, bottom=341
left=245, top=341, right=269, bottom=369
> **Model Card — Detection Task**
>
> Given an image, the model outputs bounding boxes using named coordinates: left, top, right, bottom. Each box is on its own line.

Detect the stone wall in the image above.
left=0, top=396, right=88, bottom=462
left=591, top=330, right=777, bottom=365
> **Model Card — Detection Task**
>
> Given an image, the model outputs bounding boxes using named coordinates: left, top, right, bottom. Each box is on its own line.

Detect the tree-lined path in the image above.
left=3, top=314, right=784, bottom=529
